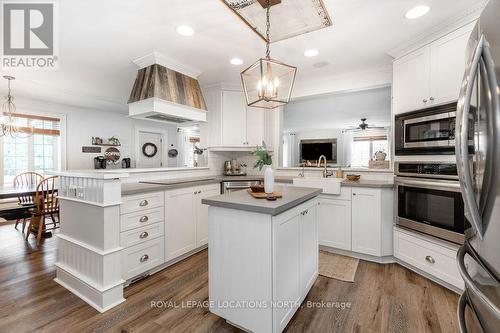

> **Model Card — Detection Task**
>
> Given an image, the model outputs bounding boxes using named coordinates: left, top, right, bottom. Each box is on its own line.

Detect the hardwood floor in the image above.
left=0, top=224, right=461, bottom=333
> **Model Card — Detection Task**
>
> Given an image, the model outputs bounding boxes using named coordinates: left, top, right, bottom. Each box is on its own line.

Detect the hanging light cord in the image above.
left=265, top=0, right=271, bottom=59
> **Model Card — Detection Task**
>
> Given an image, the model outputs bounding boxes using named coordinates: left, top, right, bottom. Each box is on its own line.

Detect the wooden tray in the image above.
left=247, top=189, right=282, bottom=199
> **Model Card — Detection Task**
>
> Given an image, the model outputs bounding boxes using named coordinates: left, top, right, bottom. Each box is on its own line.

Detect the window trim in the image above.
left=0, top=111, right=66, bottom=185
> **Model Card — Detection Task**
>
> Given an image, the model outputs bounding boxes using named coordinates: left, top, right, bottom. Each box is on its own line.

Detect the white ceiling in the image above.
left=0, top=0, right=486, bottom=113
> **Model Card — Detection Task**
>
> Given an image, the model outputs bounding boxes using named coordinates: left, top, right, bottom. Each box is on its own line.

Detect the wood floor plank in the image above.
left=0, top=224, right=461, bottom=333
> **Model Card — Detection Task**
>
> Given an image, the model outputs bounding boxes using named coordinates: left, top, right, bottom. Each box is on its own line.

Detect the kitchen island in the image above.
left=202, top=186, right=322, bottom=333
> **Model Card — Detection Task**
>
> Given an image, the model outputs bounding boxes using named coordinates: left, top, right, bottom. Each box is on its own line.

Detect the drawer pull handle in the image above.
left=140, top=254, right=149, bottom=263
left=139, top=216, right=149, bottom=223
left=425, top=255, right=435, bottom=264
left=140, top=231, right=149, bottom=239
left=139, top=200, right=149, bottom=207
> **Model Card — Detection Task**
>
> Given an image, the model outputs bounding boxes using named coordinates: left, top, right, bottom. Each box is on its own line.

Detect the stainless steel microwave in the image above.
left=395, top=102, right=473, bottom=155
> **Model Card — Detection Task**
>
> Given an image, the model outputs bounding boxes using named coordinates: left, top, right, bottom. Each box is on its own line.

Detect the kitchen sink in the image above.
left=292, top=177, right=343, bottom=195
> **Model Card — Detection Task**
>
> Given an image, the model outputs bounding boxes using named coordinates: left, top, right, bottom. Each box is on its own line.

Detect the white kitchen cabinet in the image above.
left=221, top=90, right=247, bottom=145
left=393, top=22, right=474, bottom=115
left=245, top=107, right=265, bottom=146
left=429, top=26, right=472, bottom=106
left=205, top=85, right=267, bottom=149
left=351, top=187, right=382, bottom=256
left=165, top=187, right=197, bottom=260
left=318, top=196, right=352, bottom=251
left=273, top=214, right=301, bottom=332
left=165, top=184, right=219, bottom=261
left=195, top=186, right=220, bottom=247
left=393, top=46, right=431, bottom=114
left=299, top=204, right=318, bottom=296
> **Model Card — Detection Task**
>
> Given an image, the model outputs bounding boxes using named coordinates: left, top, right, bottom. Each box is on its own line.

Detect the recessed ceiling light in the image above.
left=176, top=25, right=194, bottom=36
left=304, top=49, right=319, bottom=57
left=230, top=58, right=243, bottom=65
left=405, top=5, right=430, bottom=19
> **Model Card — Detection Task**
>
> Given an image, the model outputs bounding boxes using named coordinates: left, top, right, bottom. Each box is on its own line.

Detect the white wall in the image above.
left=283, top=86, right=392, bottom=132
left=14, top=97, right=178, bottom=170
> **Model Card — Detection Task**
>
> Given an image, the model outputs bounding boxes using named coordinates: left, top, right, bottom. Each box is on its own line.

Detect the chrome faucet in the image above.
left=318, top=155, right=334, bottom=178
left=298, top=163, right=305, bottom=177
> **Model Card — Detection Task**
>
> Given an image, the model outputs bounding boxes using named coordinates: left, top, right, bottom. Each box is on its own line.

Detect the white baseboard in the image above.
left=320, top=246, right=396, bottom=264
left=55, top=267, right=125, bottom=313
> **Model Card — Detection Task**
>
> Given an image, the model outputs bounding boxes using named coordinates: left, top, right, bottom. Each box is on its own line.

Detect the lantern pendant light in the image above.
left=1, top=75, right=34, bottom=138
left=240, top=0, right=297, bottom=109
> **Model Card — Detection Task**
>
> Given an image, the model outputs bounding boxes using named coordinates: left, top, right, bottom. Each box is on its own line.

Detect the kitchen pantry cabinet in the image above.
left=165, top=184, right=219, bottom=261
left=393, top=22, right=474, bottom=114
left=204, top=86, right=266, bottom=149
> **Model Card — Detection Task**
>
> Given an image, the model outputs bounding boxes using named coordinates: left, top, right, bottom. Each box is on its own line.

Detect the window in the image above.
left=2, top=114, right=61, bottom=185
left=351, top=135, right=389, bottom=168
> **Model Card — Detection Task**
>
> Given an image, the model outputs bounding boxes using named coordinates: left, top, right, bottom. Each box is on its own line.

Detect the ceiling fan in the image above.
left=345, top=118, right=386, bottom=131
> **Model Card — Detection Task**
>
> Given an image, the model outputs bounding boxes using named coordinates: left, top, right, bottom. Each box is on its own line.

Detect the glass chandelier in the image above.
left=240, top=0, right=297, bottom=109
left=1, top=75, right=34, bottom=137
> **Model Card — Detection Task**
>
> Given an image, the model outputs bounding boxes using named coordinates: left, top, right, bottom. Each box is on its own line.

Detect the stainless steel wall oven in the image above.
left=395, top=162, right=469, bottom=244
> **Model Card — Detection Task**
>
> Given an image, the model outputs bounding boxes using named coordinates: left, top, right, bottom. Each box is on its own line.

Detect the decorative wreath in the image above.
left=142, top=142, right=158, bottom=158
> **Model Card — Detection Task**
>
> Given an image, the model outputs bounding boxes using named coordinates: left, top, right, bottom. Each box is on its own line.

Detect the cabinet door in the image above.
left=393, top=46, right=431, bottom=114
left=195, top=186, right=220, bottom=247
left=351, top=188, right=382, bottom=256
left=221, top=91, right=246, bottom=145
left=246, top=107, right=265, bottom=146
left=299, top=204, right=318, bottom=296
left=273, top=214, right=300, bottom=333
left=318, top=197, right=351, bottom=250
left=429, top=27, right=472, bottom=105
left=165, top=188, right=196, bottom=261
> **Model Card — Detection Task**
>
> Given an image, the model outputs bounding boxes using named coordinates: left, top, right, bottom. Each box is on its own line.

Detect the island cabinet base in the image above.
left=208, top=198, right=319, bottom=333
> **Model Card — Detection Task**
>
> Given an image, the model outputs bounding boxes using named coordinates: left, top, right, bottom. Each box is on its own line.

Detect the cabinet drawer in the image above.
left=394, top=229, right=463, bottom=289
left=121, top=192, right=164, bottom=214
left=120, top=207, right=164, bottom=232
left=120, top=222, right=164, bottom=248
left=122, top=237, right=165, bottom=280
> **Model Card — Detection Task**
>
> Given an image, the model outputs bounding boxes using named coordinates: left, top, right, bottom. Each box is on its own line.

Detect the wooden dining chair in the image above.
left=25, top=176, right=59, bottom=247
left=13, top=172, right=43, bottom=232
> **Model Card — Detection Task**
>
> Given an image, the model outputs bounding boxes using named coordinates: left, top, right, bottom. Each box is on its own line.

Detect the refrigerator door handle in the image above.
left=456, top=35, right=485, bottom=239
left=482, top=38, right=500, bottom=219
left=458, top=292, right=470, bottom=333
left=457, top=243, right=500, bottom=320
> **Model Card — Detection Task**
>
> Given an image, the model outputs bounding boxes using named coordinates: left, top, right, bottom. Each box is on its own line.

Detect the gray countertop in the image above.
left=201, top=186, right=322, bottom=216
left=121, top=175, right=392, bottom=196
left=341, top=179, right=394, bottom=188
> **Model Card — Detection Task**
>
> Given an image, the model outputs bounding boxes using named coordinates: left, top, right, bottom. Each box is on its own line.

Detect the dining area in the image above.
left=0, top=172, right=60, bottom=247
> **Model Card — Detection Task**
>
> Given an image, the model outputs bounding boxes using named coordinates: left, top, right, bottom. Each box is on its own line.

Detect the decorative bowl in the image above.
left=346, top=174, right=361, bottom=181
left=250, top=184, right=265, bottom=193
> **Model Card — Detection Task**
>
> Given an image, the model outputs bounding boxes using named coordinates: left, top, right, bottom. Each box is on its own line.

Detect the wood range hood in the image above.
left=128, top=53, right=207, bottom=124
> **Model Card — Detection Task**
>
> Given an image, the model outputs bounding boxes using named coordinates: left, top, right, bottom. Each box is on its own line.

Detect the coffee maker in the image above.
left=94, top=156, right=107, bottom=169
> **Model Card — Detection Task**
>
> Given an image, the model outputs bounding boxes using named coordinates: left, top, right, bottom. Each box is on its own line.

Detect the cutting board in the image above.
left=247, top=189, right=282, bottom=199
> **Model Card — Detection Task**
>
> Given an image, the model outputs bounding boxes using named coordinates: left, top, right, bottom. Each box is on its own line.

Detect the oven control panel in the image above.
left=395, top=162, right=458, bottom=179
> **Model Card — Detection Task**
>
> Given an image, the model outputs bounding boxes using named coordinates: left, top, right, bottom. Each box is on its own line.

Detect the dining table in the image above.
left=0, top=184, right=58, bottom=237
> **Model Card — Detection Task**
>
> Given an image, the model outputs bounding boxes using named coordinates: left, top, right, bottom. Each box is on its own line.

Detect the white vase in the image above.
left=264, top=165, right=275, bottom=194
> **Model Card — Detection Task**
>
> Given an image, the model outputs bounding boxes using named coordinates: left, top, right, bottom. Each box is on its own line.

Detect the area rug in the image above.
left=319, top=251, right=359, bottom=282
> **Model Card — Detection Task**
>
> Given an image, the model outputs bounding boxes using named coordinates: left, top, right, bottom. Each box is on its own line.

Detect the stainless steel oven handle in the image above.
left=457, top=243, right=500, bottom=320
left=395, top=177, right=461, bottom=191
left=456, top=35, right=484, bottom=239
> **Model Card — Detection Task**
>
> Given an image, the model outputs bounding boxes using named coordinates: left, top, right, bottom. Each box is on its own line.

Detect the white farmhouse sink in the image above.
left=292, top=177, right=343, bottom=195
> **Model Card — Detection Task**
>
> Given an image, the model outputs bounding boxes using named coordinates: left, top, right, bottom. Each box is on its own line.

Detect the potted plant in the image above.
left=251, top=142, right=274, bottom=194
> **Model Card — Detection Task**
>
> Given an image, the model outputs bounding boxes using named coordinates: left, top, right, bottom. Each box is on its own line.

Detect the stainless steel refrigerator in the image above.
left=455, top=0, right=500, bottom=331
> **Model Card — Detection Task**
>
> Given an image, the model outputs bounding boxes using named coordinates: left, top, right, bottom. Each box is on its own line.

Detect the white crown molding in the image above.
left=132, top=51, right=202, bottom=78
left=387, top=1, right=487, bottom=59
